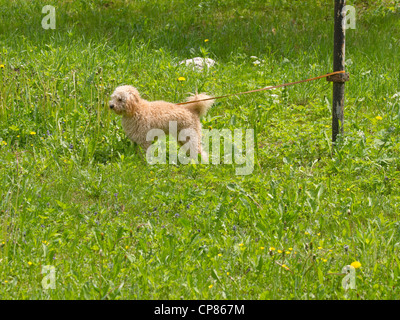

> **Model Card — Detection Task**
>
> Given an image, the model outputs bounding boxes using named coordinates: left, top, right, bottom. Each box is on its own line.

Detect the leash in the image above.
left=176, top=70, right=346, bottom=105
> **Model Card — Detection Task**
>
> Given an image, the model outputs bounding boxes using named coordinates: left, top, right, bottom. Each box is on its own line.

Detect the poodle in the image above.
left=109, top=85, right=214, bottom=162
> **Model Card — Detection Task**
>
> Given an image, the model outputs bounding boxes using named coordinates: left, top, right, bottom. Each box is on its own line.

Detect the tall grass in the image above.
left=0, top=0, right=400, bottom=299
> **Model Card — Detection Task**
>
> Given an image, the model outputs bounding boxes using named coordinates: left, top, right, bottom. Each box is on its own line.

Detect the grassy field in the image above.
left=1, top=0, right=400, bottom=299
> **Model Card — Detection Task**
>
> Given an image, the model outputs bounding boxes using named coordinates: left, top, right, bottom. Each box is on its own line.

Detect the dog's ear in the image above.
left=125, top=90, right=140, bottom=116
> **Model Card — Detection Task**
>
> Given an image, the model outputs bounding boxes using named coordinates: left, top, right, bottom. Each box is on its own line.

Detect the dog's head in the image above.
left=109, top=85, right=141, bottom=116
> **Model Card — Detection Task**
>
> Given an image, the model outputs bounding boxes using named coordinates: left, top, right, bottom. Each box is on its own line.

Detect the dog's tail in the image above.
left=183, top=93, right=214, bottom=117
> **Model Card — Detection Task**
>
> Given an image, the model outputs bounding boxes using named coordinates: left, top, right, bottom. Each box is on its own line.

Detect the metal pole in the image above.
left=331, top=0, right=347, bottom=143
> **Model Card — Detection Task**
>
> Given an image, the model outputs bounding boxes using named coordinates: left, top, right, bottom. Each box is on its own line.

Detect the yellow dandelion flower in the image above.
left=277, top=250, right=282, bottom=253
left=317, top=233, right=321, bottom=236
left=289, top=248, right=293, bottom=251
left=260, top=247, right=265, bottom=250
left=125, top=246, right=129, bottom=249
left=204, top=39, right=209, bottom=42
left=209, top=284, right=213, bottom=289
left=177, top=77, right=186, bottom=81
left=226, top=272, right=230, bottom=276
left=318, top=246, right=323, bottom=250
left=30, top=131, right=36, bottom=135
left=375, top=116, right=383, bottom=120
left=322, top=258, right=327, bottom=262
left=305, top=232, right=309, bottom=235
left=285, top=251, right=290, bottom=254
left=0, top=64, right=4, bottom=69
left=351, top=261, right=361, bottom=269
left=218, top=253, right=222, bottom=257
left=28, top=261, right=33, bottom=266
left=269, top=247, right=275, bottom=251
left=239, top=243, right=244, bottom=247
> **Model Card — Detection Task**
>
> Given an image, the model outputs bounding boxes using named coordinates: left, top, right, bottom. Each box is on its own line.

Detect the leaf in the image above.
left=239, top=196, right=251, bottom=212
left=42, top=243, right=48, bottom=258
left=226, top=183, right=238, bottom=192
left=188, top=232, right=199, bottom=245
left=317, top=184, right=324, bottom=202
left=116, top=227, right=124, bottom=240
left=317, top=267, right=324, bottom=285
left=211, top=269, right=221, bottom=283
left=55, top=200, right=68, bottom=210
left=256, top=221, right=268, bottom=233
left=9, top=125, right=19, bottom=132
left=374, top=139, right=385, bottom=147
left=178, top=218, right=191, bottom=229
left=256, top=256, right=263, bottom=272
left=373, top=263, right=378, bottom=275
left=126, top=253, right=135, bottom=263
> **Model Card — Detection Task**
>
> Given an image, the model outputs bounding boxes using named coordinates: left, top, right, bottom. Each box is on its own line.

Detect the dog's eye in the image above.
left=118, top=98, right=122, bottom=102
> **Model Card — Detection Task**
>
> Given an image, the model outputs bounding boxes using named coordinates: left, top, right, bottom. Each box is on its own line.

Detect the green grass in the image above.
left=1, top=0, right=400, bottom=299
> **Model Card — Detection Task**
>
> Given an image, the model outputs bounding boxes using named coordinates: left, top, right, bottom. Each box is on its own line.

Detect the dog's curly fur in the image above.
left=109, top=85, right=214, bottom=160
